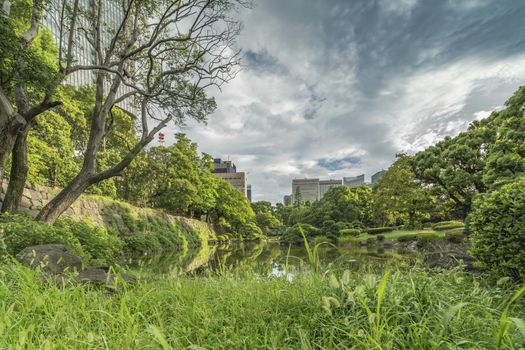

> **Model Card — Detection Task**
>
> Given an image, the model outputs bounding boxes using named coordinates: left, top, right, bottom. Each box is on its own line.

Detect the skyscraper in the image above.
left=343, top=174, right=365, bottom=188
left=292, top=178, right=320, bottom=204
left=319, top=179, right=342, bottom=198
left=43, top=0, right=136, bottom=113
left=212, top=158, right=237, bottom=173
left=371, top=170, right=386, bottom=185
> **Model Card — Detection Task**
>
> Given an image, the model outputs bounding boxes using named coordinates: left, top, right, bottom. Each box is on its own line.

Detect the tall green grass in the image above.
left=0, top=262, right=523, bottom=349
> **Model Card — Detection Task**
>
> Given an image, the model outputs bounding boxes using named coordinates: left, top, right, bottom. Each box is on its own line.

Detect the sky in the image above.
left=180, top=0, right=525, bottom=203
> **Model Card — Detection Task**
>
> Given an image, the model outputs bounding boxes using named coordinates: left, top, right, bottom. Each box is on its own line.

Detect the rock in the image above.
left=76, top=267, right=113, bottom=285
left=16, top=244, right=83, bottom=274
left=75, top=266, right=136, bottom=287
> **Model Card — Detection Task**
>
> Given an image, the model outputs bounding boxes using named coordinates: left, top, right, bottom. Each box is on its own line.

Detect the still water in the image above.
left=125, top=241, right=420, bottom=277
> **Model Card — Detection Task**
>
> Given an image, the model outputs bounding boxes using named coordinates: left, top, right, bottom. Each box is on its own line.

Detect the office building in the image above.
left=212, top=158, right=237, bottom=173
left=292, top=178, right=320, bottom=204
left=247, top=184, right=252, bottom=202
left=214, top=172, right=248, bottom=197
left=319, top=179, right=342, bottom=198
left=343, top=174, right=365, bottom=188
left=43, top=0, right=136, bottom=113
left=371, top=170, right=386, bottom=185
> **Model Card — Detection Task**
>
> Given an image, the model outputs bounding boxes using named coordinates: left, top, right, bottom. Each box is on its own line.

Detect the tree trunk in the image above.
left=0, top=119, right=24, bottom=181
left=1, top=124, right=31, bottom=213
left=36, top=174, right=92, bottom=223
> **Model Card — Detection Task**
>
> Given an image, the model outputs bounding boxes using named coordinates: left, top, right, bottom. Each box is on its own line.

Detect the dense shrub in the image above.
left=366, top=227, right=394, bottom=234
left=398, top=235, right=418, bottom=243
left=376, top=234, right=385, bottom=242
left=365, top=237, right=376, bottom=244
left=469, top=178, right=525, bottom=280
left=0, top=214, right=86, bottom=259
left=283, top=224, right=320, bottom=243
left=339, top=228, right=362, bottom=237
left=0, top=214, right=123, bottom=265
left=416, top=233, right=442, bottom=248
left=240, top=222, right=264, bottom=240
left=54, top=219, right=124, bottom=265
left=432, top=221, right=464, bottom=231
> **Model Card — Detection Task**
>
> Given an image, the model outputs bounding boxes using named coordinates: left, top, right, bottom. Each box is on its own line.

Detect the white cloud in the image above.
left=168, top=0, right=525, bottom=203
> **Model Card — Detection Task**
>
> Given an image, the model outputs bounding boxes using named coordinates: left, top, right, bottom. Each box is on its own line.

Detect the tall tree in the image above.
left=482, top=86, right=525, bottom=188
left=411, top=118, right=496, bottom=218
left=27, top=0, right=247, bottom=223
left=372, top=154, right=431, bottom=227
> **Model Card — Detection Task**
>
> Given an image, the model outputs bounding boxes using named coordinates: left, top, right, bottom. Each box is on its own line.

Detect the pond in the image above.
left=124, top=240, right=432, bottom=278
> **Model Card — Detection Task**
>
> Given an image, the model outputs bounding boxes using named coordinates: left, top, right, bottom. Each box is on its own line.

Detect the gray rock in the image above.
left=75, top=267, right=136, bottom=287
left=16, top=244, right=83, bottom=274
left=76, top=267, right=113, bottom=285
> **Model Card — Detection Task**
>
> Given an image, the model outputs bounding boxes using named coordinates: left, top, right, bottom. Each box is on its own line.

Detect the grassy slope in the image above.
left=0, top=264, right=523, bottom=349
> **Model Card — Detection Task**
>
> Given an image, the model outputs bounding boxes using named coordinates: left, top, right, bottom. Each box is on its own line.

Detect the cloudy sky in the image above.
left=182, top=0, right=525, bottom=203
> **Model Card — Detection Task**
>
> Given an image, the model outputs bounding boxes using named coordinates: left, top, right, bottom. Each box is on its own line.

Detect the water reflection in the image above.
left=125, top=241, right=419, bottom=277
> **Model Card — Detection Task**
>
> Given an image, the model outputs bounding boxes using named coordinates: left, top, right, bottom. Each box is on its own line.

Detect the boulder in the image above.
left=75, top=266, right=136, bottom=287
left=75, top=267, right=113, bottom=285
left=16, top=244, right=83, bottom=274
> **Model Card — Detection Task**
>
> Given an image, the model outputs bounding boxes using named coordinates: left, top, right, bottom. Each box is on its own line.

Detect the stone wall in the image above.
left=0, top=179, right=61, bottom=218
left=0, top=179, right=215, bottom=239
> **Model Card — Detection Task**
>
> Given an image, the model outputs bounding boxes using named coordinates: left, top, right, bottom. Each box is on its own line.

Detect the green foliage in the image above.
left=444, top=230, right=465, bottom=243
left=255, top=211, right=282, bottom=235
left=0, top=213, right=85, bottom=258
left=53, top=219, right=124, bottom=265
left=283, top=223, right=320, bottom=242
left=376, top=234, right=385, bottom=242
left=0, top=214, right=122, bottom=265
left=373, top=154, right=432, bottom=228
left=432, top=221, right=465, bottom=231
left=100, top=202, right=212, bottom=254
left=367, top=227, right=394, bottom=234
left=210, top=180, right=256, bottom=237
left=469, top=177, right=525, bottom=280
left=397, top=235, right=418, bottom=243
left=411, top=117, right=495, bottom=217
left=339, top=228, right=362, bottom=237
left=483, top=86, right=525, bottom=189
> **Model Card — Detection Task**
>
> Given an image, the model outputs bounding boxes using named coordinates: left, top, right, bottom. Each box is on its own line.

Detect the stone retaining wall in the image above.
left=0, top=179, right=215, bottom=239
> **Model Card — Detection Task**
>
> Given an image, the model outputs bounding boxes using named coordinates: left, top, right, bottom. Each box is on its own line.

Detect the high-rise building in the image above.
left=283, top=195, right=292, bottom=206
left=319, top=179, right=342, bottom=198
left=371, top=170, right=386, bottom=185
left=212, top=158, right=237, bottom=173
left=247, top=184, right=252, bottom=202
left=43, top=0, right=136, bottom=113
left=214, top=172, right=248, bottom=197
left=343, top=174, right=365, bottom=188
left=292, top=178, right=320, bottom=204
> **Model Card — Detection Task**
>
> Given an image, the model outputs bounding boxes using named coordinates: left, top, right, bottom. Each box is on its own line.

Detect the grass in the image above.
left=339, top=229, right=445, bottom=243
left=0, top=262, right=524, bottom=349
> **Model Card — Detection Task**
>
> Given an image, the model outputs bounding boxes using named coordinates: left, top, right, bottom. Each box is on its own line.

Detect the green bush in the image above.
left=122, top=232, right=162, bottom=254
left=336, top=235, right=358, bottom=244
left=469, top=178, right=525, bottom=280
left=398, top=235, right=418, bottom=243
left=54, top=219, right=124, bottom=265
left=366, top=227, right=394, bottom=234
left=432, top=221, right=464, bottom=231
left=365, top=237, right=377, bottom=244
left=283, top=224, right=320, bottom=243
left=444, top=231, right=465, bottom=244
left=416, top=233, right=442, bottom=247
left=0, top=214, right=86, bottom=259
left=339, top=228, right=362, bottom=237
left=376, top=234, right=385, bottom=242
